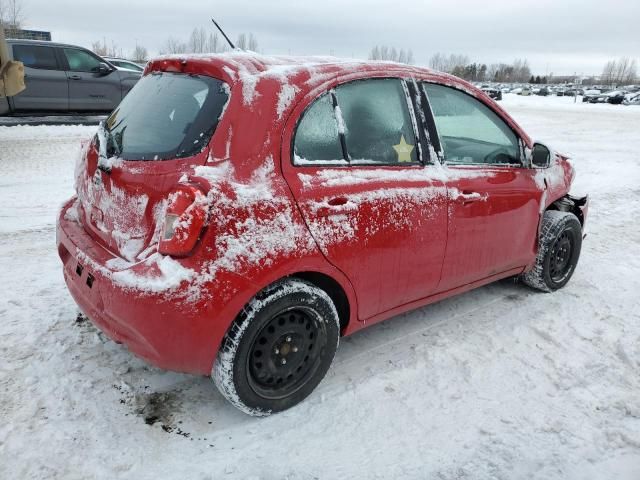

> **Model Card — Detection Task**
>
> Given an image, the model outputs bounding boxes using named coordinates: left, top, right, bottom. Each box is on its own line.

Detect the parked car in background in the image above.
left=605, top=90, right=627, bottom=105
left=518, top=87, right=532, bottom=96
left=58, top=53, right=589, bottom=416
left=103, top=57, right=145, bottom=73
left=481, top=86, right=502, bottom=101
left=582, top=89, right=603, bottom=103
left=0, top=39, right=141, bottom=115
left=536, top=87, right=550, bottom=96
left=623, top=92, right=640, bottom=105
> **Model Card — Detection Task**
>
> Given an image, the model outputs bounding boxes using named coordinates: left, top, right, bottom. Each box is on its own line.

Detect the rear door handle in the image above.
left=455, top=191, right=485, bottom=204
left=327, top=196, right=348, bottom=206
left=316, top=197, right=352, bottom=217
left=69, top=74, right=82, bottom=80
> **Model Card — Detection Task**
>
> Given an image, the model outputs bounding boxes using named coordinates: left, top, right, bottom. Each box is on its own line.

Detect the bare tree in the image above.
left=160, top=36, right=187, bottom=55
left=368, top=45, right=414, bottom=64
left=429, top=53, right=469, bottom=73
left=189, top=27, right=207, bottom=53
left=236, top=33, right=247, bottom=50
left=91, top=38, right=123, bottom=58
left=0, top=0, right=26, bottom=34
left=601, top=57, right=638, bottom=86
left=131, top=45, right=148, bottom=62
left=0, top=0, right=25, bottom=29
left=247, top=33, right=258, bottom=52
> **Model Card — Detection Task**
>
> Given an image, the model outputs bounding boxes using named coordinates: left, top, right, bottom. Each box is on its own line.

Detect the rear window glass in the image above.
left=102, top=72, right=229, bottom=161
left=12, top=44, right=58, bottom=70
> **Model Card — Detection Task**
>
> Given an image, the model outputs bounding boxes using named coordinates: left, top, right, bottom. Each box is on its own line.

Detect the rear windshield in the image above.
left=102, top=72, right=229, bottom=161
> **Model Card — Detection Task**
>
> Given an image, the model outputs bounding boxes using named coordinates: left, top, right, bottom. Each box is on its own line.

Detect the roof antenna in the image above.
left=211, top=18, right=236, bottom=50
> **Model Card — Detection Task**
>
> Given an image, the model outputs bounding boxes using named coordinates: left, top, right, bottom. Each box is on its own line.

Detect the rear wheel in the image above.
left=522, top=210, right=582, bottom=292
left=213, top=279, right=340, bottom=416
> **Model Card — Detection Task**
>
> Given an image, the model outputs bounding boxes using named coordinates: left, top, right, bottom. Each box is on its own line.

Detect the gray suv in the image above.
left=0, top=39, right=140, bottom=115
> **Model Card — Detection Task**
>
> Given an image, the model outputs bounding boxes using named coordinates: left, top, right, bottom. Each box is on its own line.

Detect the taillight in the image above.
left=158, top=184, right=208, bottom=257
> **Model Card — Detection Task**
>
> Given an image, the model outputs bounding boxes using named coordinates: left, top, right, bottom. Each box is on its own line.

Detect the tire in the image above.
left=212, top=278, right=340, bottom=416
left=522, top=210, right=582, bottom=292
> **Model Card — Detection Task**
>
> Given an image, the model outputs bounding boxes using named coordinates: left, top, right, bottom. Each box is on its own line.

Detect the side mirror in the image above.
left=94, top=62, right=113, bottom=76
left=531, top=143, right=551, bottom=168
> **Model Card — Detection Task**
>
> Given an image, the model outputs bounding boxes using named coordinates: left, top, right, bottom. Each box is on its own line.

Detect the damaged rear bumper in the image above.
left=56, top=198, right=230, bottom=375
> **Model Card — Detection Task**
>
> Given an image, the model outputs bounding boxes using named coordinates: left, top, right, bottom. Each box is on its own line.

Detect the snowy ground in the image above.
left=1, top=94, right=639, bottom=479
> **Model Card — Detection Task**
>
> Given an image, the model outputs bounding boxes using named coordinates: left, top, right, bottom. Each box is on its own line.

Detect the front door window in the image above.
left=423, top=83, right=520, bottom=165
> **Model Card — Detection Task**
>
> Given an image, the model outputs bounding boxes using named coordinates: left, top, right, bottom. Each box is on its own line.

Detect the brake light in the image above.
left=158, top=184, right=208, bottom=257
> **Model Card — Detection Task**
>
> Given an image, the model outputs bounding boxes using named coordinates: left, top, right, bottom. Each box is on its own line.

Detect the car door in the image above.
left=421, top=82, right=543, bottom=291
left=281, top=78, right=449, bottom=320
left=60, top=47, right=121, bottom=111
left=9, top=43, right=68, bottom=111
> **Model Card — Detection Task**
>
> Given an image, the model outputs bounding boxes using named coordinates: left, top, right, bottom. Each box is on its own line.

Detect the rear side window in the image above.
left=63, top=48, right=102, bottom=72
left=293, top=78, right=419, bottom=165
left=12, top=44, right=58, bottom=70
left=335, top=79, right=418, bottom=164
left=423, top=83, right=520, bottom=165
left=101, top=72, right=229, bottom=161
left=294, top=93, right=344, bottom=163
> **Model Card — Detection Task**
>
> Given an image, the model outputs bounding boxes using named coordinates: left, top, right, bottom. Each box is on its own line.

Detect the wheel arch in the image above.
left=290, top=271, right=351, bottom=334
left=546, top=193, right=588, bottom=226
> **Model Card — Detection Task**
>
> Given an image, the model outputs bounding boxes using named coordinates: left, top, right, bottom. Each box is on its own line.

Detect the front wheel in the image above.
left=213, top=279, right=340, bottom=416
left=522, top=210, right=583, bottom=292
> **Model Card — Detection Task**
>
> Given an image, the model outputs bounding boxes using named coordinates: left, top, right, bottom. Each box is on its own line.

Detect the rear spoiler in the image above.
left=0, top=27, right=25, bottom=98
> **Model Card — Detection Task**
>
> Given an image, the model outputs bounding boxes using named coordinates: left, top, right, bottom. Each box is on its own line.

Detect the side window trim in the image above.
left=55, top=47, right=69, bottom=72
left=55, top=47, right=70, bottom=71
left=329, top=89, right=350, bottom=163
left=417, top=81, right=444, bottom=163
left=404, top=78, right=432, bottom=165
left=421, top=81, right=523, bottom=167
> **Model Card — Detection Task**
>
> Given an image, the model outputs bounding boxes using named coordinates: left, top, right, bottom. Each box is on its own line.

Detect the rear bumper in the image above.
left=57, top=198, right=232, bottom=375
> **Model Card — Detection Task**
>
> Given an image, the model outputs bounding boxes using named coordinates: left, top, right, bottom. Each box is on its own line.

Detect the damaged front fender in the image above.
left=550, top=193, right=589, bottom=237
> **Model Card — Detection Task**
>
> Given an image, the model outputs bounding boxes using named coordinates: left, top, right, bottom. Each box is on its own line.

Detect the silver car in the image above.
left=103, top=57, right=145, bottom=73
left=0, top=39, right=140, bottom=115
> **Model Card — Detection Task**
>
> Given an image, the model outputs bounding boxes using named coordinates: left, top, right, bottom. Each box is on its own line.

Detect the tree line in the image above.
left=0, top=0, right=25, bottom=32
left=91, top=28, right=259, bottom=61
left=429, top=53, right=534, bottom=83
left=368, top=45, right=414, bottom=64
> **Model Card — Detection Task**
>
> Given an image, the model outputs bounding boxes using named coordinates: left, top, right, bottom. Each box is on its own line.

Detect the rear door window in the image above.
left=101, top=72, right=229, bottom=161
left=335, top=78, right=419, bottom=164
left=12, top=44, right=59, bottom=70
left=293, top=78, right=420, bottom=166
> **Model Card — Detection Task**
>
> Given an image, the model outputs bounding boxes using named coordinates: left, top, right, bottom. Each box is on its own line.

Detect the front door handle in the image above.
left=69, top=74, right=82, bottom=80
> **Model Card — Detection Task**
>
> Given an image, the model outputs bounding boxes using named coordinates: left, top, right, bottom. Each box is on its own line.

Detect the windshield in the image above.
left=102, top=72, right=229, bottom=161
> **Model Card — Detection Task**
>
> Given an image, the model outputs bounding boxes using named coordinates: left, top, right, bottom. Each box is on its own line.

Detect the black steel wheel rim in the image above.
left=246, top=307, right=327, bottom=400
left=549, top=231, right=574, bottom=282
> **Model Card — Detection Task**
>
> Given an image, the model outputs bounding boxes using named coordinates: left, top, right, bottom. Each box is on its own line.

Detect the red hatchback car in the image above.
left=57, top=53, right=588, bottom=415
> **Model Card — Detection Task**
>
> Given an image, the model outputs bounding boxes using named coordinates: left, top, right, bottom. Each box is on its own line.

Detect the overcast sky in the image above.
left=21, top=0, right=640, bottom=76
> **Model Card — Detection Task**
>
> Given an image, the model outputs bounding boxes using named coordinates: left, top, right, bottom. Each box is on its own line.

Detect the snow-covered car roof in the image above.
left=147, top=51, right=463, bottom=101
